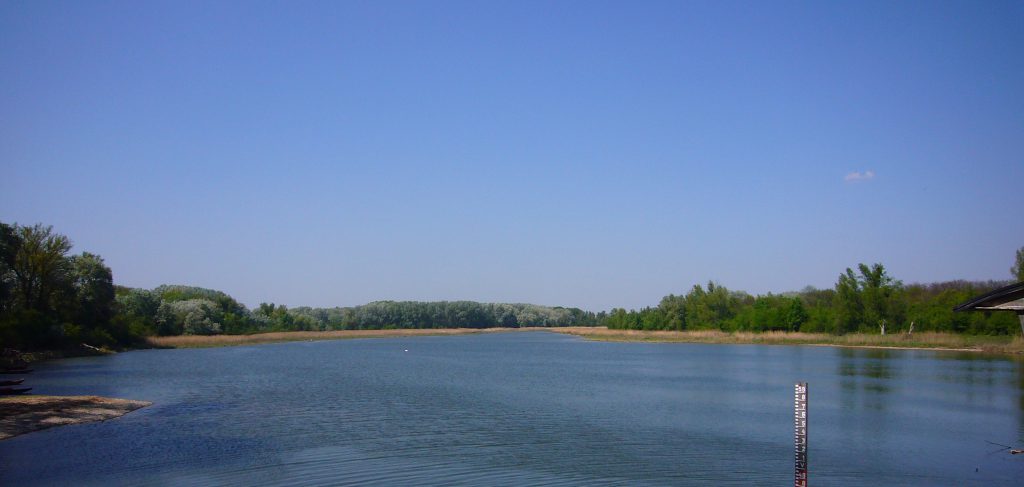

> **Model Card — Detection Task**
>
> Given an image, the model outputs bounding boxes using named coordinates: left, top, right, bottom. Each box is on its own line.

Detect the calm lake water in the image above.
left=2, top=332, right=1022, bottom=486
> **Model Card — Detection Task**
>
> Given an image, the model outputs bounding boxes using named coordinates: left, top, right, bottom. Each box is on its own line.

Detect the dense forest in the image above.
left=0, top=223, right=131, bottom=349
left=0, top=222, right=596, bottom=349
left=602, top=266, right=1020, bottom=335
left=1, top=221, right=1022, bottom=351
left=116, top=286, right=596, bottom=337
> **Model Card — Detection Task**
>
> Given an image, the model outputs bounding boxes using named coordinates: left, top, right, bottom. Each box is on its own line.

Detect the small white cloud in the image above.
left=844, top=170, right=875, bottom=182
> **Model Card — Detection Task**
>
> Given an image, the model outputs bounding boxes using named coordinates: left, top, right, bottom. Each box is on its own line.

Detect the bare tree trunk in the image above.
left=879, top=319, right=886, bottom=336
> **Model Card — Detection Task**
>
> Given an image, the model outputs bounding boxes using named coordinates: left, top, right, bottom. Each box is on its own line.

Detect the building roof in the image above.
left=953, top=281, right=1024, bottom=312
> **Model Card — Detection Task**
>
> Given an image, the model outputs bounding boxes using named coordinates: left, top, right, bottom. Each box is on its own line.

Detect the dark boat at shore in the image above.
left=0, top=378, right=25, bottom=386
left=0, top=387, right=32, bottom=395
left=1, top=368, right=32, bottom=374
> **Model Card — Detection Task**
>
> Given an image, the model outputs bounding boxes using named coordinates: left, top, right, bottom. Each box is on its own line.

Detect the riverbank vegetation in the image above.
left=145, top=328, right=512, bottom=348
left=2, top=221, right=1022, bottom=354
left=551, top=328, right=1024, bottom=354
left=603, top=264, right=1020, bottom=335
left=118, top=289, right=597, bottom=337
left=147, top=327, right=1024, bottom=354
left=117, top=263, right=1021, bottom=340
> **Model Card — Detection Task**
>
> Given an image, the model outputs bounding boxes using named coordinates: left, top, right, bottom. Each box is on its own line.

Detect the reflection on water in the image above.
left=838, top=348, right=896, bottom=411
left=1019, top=361, right=1024, bottom=437
left=0, top=333, right=1022, bottom=486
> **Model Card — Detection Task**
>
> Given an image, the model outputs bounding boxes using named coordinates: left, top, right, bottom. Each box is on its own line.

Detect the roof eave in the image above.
left=953, top=281, right=1024, bottom=313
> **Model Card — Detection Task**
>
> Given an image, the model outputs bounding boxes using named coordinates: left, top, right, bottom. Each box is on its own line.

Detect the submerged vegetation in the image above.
left=2, top=221, right=1022, bottom=353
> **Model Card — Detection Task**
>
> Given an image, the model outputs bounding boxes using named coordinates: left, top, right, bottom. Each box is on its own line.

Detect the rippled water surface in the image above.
left=2, top=332, right=1023, bottom=485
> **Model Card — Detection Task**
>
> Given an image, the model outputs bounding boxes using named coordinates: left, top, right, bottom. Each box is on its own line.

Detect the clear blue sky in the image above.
left=2, top=1, right=1022, bottom=311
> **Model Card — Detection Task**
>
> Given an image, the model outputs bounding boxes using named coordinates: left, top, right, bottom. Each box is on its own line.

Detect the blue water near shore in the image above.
left=2, top=332, right=1022, bottom=486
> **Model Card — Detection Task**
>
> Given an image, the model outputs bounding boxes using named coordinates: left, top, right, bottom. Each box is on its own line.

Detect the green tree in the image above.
left=797, top=286, right=836, bottom=333
left=833, top=263, right=903, bottom=334
left=69, top=252, right=115, bottom=332
left=156, top=299, right=223, bottom=335
left=784, top=297, right=809, bottom=331
left=11, top=224, right=72, bottom=314
left=1012, top=246, right=1024, bottom=282
left=0, top=223, right=19, bottom=314
left=115, top=288, right=161, bottom=337
left=684, top=282, right=740, bottom=329
left=856, top=263, right=904, bottom=333
left=658, top=294, right=687, bottom=331
left=834, top=268, right=863, bottom=334
left=639, top=306, right=667, bottom=330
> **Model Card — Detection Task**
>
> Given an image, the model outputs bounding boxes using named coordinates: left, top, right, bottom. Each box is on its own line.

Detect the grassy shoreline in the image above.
left=144, top=327, right=519, bottom=348
left=144, top=327, right=1024, bottom=355
left=548, top=327, right=1024, bottom=354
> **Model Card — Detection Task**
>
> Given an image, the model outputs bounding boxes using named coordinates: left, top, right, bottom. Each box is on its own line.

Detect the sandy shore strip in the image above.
left=144, top=327, right=1023, bottom=354
left=546, top=327, right=1024, bottom=354
left=0, top=395, right=152, bottom=441
left=146, top=327, right=525, bottom=348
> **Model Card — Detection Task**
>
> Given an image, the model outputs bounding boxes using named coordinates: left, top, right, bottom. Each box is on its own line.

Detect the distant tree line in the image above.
left=3, top=221, right=1023, bottom=351
left=118, top=291, right=597, bottom=336
left=602, top=263, right=1021, bottom=335
left=288, top=301, right=595, bottom=330
left=116, top=285, right=253, bottom=336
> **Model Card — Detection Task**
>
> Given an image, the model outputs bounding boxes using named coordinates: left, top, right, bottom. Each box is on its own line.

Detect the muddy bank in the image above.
left=0, top=395, right=151, bottom=440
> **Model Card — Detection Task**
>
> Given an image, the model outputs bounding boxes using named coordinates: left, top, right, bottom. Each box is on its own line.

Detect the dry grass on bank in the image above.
left=146, top=327, right=1024, bottom=355
left=548, top=327, right=1024, bottom=354
left=145, top=328, right=517, bottom=348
